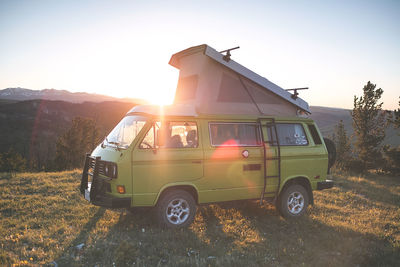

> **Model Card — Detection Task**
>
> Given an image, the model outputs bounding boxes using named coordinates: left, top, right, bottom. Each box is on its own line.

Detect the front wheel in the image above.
left=278, top=184, right=309, bottom=218
left=156, top=190, right=196, bottom=228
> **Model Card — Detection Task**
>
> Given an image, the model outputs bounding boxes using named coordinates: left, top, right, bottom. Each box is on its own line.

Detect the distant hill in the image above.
left=0, top=87, right=147, bottom=104
left=0, top=99, right=138, bottom=169
left=309, top=106, right=353, bottom=135
left=309, top=106, right=399, bottom=146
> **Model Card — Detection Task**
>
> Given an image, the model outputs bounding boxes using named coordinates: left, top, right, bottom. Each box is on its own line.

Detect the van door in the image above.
left=198, top=121, right=264, bottom=203
left=259, top=119, right=281, bottom=196
left=260, top=120, right=315, bottom=195
left=131, top=120, right=203, bottom=205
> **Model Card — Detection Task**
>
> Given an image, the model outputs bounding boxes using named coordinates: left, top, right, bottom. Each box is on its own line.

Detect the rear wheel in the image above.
left=278, top=184, right=309, bottom=218
left=156, top=190, right=196, bottom=228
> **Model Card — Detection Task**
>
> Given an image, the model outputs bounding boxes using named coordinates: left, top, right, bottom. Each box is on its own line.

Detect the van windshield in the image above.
left=105, top=115, right=147, bottom=149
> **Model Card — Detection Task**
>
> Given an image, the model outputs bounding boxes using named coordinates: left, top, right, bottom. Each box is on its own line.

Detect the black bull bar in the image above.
left=80, top=153, right=130, bottom=208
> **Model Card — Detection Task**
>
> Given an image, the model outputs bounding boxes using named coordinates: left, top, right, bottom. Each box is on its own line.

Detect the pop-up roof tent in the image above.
left=169, top=44, right=310, bottom=116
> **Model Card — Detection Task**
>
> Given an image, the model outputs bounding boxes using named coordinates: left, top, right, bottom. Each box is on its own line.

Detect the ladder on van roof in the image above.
left=259, top=118, right=282, bottom=205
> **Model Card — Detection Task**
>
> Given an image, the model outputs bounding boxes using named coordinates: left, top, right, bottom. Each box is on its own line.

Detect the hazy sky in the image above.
left=0, top=0, right=399, bottom=109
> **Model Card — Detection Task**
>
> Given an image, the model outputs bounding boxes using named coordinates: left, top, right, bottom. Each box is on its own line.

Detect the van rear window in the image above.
left=209, top=123, right=261, bottom=146
left=268, top=123, right=308, bottom=146
left=307, top=124, right=322, bottom=145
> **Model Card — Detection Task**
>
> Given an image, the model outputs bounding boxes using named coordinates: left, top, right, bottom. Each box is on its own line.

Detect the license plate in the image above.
left=84, top=182, right=92, bottom=201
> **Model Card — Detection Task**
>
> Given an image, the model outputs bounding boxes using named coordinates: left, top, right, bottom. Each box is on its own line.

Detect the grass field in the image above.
left=0, top=170, right=399, bottom=266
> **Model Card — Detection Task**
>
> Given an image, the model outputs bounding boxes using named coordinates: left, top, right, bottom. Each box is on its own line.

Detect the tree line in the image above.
left=332, top=81, right=400, bottom=175
left=0, top=116, right=101, bottom=174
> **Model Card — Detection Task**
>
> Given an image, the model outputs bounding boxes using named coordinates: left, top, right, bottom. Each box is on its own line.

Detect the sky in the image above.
left=0, top=0, right=399, bottom=109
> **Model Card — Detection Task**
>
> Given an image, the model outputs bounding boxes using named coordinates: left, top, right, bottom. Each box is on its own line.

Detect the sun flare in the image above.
left=134, top=66, right=178, bottom=106
left=148, top=92, right=174, bottom=105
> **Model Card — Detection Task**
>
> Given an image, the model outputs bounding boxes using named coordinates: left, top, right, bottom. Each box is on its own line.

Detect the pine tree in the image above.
left=351, top=81, right=386, bottom=170
left=0, top=149, right=26, bottom=176
left=54, top=117, right=99, bottom=170
left=393, top=97, right=400, bottom=130
left=334, top=120, right=352, bottom=169
left=382, top=97, right=400, bottom=175
left=0, top=153, right=2, bottom=171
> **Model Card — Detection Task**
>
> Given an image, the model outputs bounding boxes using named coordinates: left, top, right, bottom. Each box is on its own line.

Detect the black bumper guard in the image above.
left=80, top=153, right=130, bottom=208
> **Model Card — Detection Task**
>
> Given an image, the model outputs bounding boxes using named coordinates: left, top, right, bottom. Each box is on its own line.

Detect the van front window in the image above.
left=105, top=115, right=147, bottom=149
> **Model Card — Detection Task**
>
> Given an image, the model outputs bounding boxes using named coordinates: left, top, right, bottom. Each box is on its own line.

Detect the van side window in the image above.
left=140, top=121, right=198, bottom=149
left=307, top=124, right=322, bottom=145
left=165, top=122, right=198, bottom=148
left=209, top=123, right=261, bottom=146
left=268, top=123, right=308, bottom=146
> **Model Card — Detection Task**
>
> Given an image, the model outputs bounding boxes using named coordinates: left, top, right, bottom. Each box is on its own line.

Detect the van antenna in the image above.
left=285, top=87, right=309, bottom=100
left=219, top=46, right=240, bottom=62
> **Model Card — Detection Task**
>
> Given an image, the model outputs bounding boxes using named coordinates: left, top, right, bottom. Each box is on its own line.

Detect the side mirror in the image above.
left=101, top=136, right=106, bottom=148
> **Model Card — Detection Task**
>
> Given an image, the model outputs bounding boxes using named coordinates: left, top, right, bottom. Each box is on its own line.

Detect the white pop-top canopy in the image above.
left=169, top=44, right=310, bottom=116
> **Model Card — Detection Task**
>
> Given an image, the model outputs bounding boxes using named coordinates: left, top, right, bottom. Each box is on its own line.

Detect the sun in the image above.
left=145, top=73, right=178, bottom=105
left=149, top=90, right=175, bottom=105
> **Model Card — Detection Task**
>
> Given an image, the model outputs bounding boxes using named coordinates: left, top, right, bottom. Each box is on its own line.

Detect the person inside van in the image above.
left=165, top=134, right=183, bottom=148
left=186, top=129, right=197, bottom=147
left=210, top=124, right=223, bottom=145
left=222, top=128, right=238, bottom=146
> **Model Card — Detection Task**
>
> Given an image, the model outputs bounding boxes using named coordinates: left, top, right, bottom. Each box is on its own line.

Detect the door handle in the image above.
left=192, top=160, right=202, bottom=164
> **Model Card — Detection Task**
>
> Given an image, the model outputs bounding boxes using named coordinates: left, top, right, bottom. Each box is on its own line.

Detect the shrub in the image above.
left=382, top=145, right=400, bottom=175
left=346, top=158, right=365, bottom=174
left=0, top=149, right=26, bottom=175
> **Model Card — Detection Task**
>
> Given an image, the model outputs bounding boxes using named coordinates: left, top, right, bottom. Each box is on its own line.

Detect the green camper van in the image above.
left=80, top=104, right=334, bottom=227
left=80, top=44, right=334, bottom=227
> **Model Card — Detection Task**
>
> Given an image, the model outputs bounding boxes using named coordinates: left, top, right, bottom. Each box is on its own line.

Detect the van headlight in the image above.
left=104, top=162, right=118, bottom=178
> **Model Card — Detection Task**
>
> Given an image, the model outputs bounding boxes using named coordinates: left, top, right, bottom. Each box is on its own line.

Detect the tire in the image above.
left=156, top=190, right=196, bottom=228
left=323, top=138, right=336, bottom=173
left=278, top=184, right=309, bottom=218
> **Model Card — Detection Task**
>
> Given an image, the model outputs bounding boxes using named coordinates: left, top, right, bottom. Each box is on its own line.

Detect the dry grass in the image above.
left=0, top=170, right=399, bottom=266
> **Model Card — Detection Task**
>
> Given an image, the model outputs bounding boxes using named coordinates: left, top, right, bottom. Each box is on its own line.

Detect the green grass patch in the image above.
left=0, top=170, right=399, bottom=266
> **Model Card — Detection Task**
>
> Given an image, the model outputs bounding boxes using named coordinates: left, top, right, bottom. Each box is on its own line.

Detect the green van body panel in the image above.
left=88, top=113, right=329, bottom=207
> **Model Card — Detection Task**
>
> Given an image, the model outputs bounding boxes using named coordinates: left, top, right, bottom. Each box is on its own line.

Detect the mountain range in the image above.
left=0, top=87, right=147, bottom=104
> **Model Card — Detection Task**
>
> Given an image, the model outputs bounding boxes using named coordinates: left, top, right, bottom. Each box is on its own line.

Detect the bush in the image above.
left=382, top=145, right=400, bottom=175
left=345, top=158, right=365, bottom=174
left=0, top=149, right=26, bottom=175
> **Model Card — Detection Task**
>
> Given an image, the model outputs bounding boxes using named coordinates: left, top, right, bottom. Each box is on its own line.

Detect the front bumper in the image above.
left=80, top=154, right=131, bottom=209
left=83, top=182, right=131, bottom=208
left=317, top=180, right=334, bottom=190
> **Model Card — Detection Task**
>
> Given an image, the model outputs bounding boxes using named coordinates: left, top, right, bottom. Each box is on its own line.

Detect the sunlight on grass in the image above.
left=212, top=205, right=263, bottom=249
left=190, top=204, right=263, bottom=252
left=1, top=170, right=399, bottom=266
left=311, top=172, right=400, bottom=250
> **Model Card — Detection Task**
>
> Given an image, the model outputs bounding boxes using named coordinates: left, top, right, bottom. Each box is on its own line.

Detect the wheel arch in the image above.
left=280, top=176, right=314, bottom=205
left=155, top=183, right=199, bottom=205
